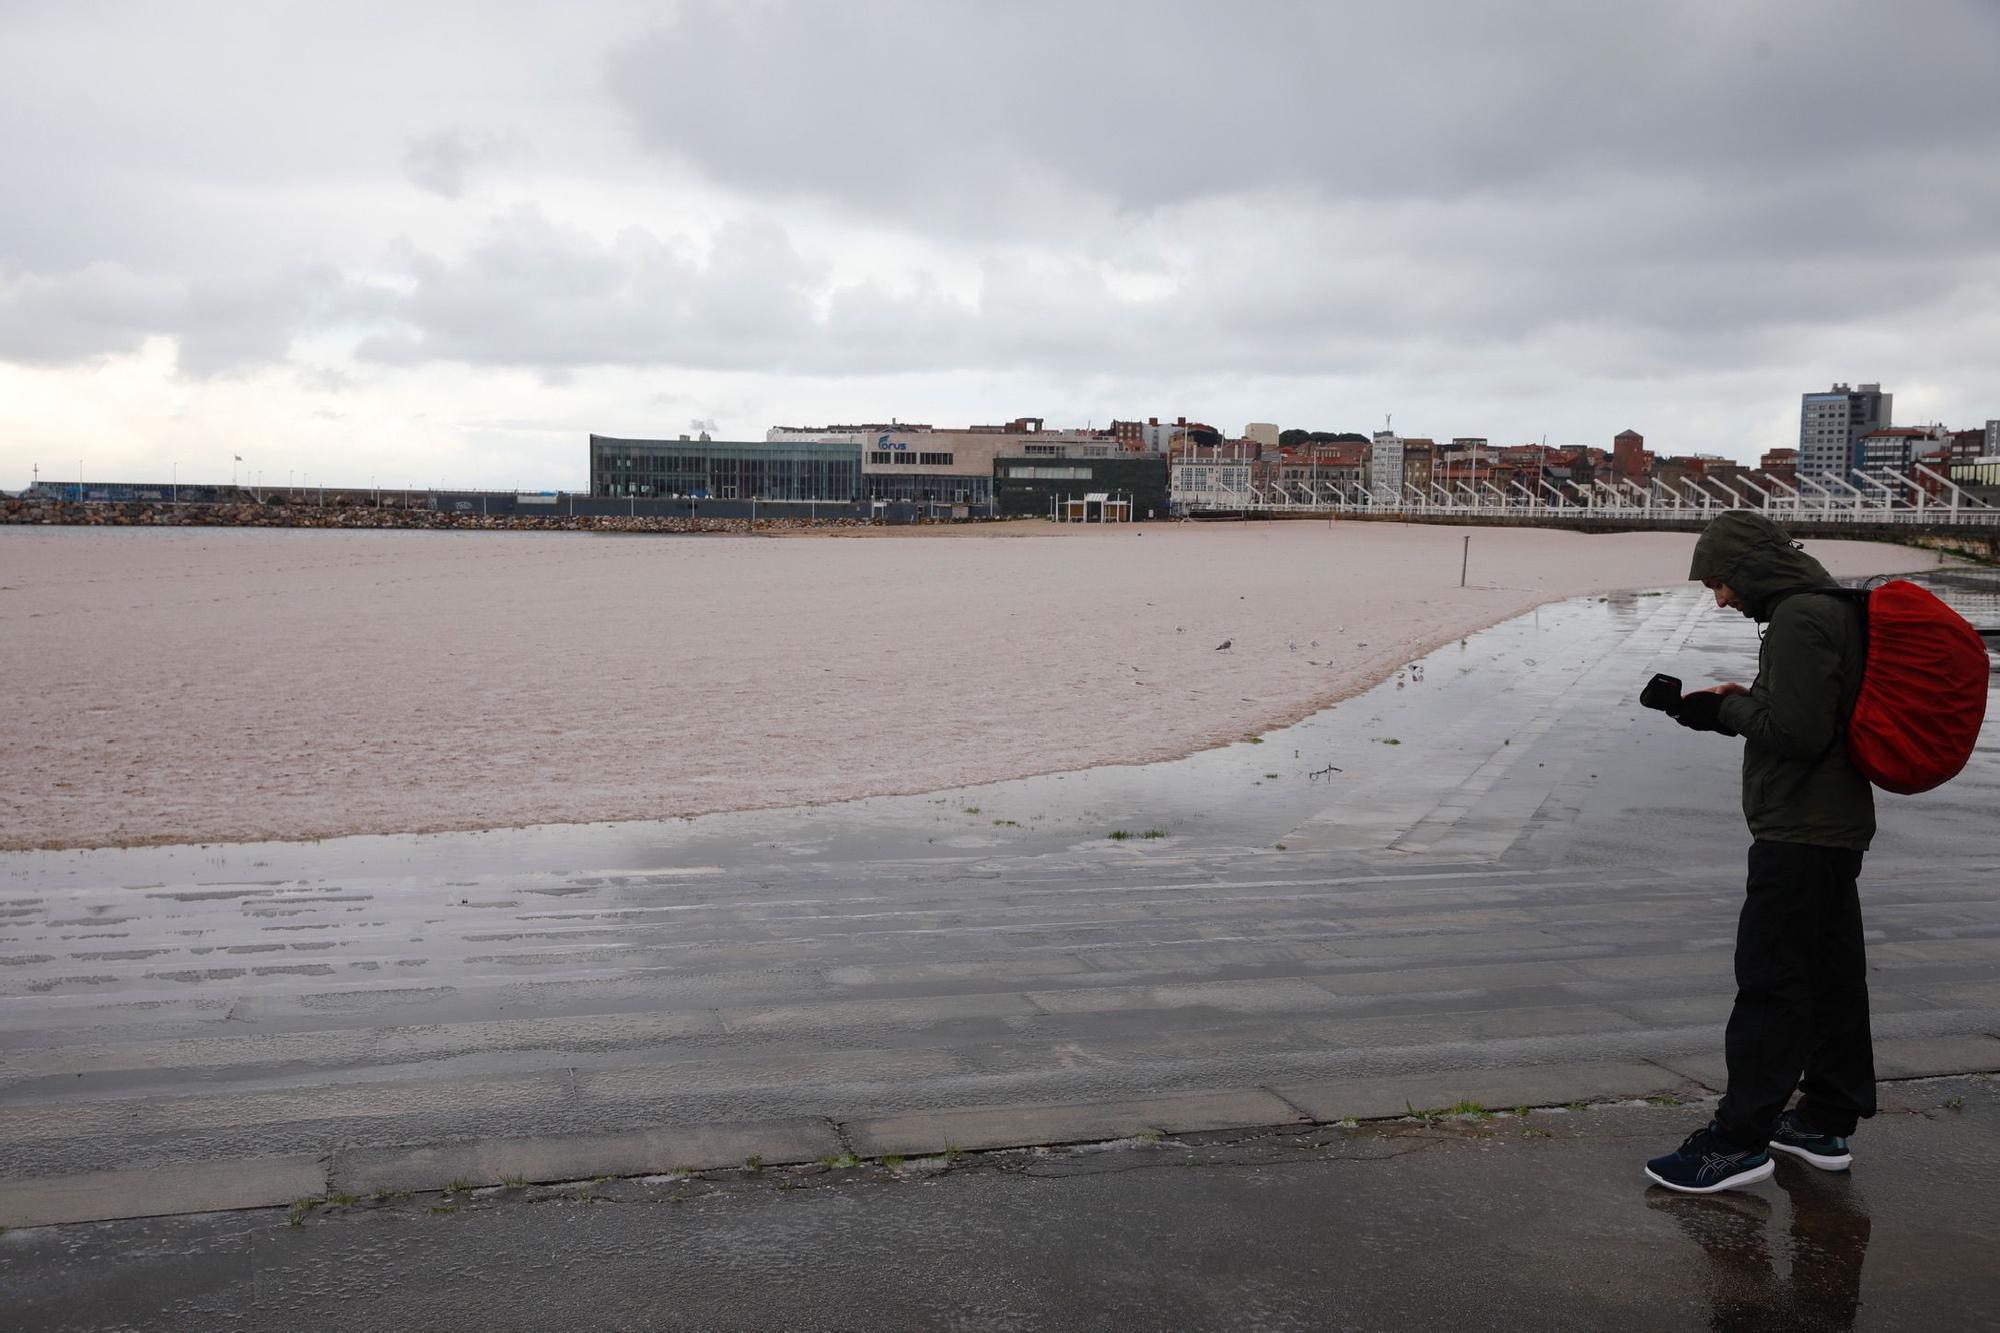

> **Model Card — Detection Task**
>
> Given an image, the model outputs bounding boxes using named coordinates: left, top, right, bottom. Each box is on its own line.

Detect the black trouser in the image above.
left=1715, top=839, right=1876, bottom=1149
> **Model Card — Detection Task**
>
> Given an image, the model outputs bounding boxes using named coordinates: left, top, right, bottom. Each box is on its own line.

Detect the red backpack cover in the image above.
left=1845, top=580, right=1990, bottom=795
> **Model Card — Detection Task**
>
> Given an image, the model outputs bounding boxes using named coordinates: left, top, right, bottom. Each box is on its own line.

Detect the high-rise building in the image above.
left=1367, top=430, right=1405, bottom=494
left=1798, top=383, right=1891, bottom=478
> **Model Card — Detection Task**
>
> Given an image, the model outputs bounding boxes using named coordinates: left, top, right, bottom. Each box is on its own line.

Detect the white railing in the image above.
left=1176, top=466, right=1998, bottom=526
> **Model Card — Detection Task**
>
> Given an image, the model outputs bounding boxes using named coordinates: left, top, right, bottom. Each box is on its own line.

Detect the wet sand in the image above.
left=0, top=521, right=1925, bottom=849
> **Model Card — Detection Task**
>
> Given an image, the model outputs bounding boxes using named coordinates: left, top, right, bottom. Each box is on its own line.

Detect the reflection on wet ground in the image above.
left=0, top=578, right=1995, bottom=1206
left=1650, top=1169, right=1872, bottom=1331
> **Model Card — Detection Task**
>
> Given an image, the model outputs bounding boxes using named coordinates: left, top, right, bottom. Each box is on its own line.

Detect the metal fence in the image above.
left=1177, top=466, right=1999, bottom=527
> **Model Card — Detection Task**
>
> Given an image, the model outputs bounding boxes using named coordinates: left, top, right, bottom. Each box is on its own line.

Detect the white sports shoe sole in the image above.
left=1644, top=1156, right=1775, bottom=1194
left=1768, top=1139, right=1853, bottom=1171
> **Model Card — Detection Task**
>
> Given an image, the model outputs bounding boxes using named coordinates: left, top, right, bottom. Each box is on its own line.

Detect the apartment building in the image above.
left=1799, top=383, right=1891, bottom=478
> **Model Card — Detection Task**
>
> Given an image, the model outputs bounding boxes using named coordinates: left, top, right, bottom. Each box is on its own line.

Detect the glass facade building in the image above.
left=864, top=471, right=992, bottom=505
left=589, top=435, right=862, bottom=501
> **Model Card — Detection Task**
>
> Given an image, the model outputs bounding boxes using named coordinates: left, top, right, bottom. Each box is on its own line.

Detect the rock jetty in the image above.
left=0, top=498, right=880, bottom=533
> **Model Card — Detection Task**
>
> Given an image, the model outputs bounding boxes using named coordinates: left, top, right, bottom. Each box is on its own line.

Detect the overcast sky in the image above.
left=3, top=0, right=1996, bottom=491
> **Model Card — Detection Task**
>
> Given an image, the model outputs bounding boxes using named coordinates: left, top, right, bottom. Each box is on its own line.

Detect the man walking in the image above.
left=1644, top=511, right=1876, bottom=1194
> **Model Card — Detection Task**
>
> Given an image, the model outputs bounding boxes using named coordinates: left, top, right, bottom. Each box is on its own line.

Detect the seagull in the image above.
left=1215, top=639, right=1233, bottom=651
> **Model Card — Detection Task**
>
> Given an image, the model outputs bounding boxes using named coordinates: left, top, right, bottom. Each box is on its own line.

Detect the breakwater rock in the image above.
left=1, top=499, right=881, bottom=534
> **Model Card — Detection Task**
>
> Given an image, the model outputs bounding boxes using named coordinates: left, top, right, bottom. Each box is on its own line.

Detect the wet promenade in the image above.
left=2, top=582, right=1996, bottom=1230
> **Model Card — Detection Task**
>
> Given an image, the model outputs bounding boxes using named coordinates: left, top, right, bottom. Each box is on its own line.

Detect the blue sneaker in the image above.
left=1767, top=1108, right=1852, bottom=1171
left=1644, top=1120, right=1774, bottom=1194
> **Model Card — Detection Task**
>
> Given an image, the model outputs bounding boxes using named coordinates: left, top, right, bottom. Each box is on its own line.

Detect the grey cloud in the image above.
left=600, top=0, right=2000, bottom=360
left=339, top=187, right=1995, bottom=390
left=354, top=208, right=825, bottom=370
left=607, top=1, right=2000, bottom=217
left=403, top=128, right=518, bottom=198
left=176, top=267, right=342, bottom=377
left=0, top=261, right=339, bottom=376
left=0, top=263, right=182, bottom=365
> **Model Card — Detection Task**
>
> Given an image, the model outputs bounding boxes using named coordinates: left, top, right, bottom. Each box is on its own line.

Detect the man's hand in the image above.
left=1677, top=688, right=1741, bottom=735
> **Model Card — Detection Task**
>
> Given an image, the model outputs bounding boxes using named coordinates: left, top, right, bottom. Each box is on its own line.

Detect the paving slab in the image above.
left=847, top=1089, right=1308, bottom=1157
left=1274, top=1059, right=1704, bottom=1121
left=329, top=1118, right=840, bottom=1196
left=0, top=1155, right=326, bottom=1230
left=1873, top=1034, right=2000, bottom=1079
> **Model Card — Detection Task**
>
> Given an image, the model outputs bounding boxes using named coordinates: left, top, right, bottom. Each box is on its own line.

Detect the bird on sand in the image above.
left=1215, top=639, right=1232, bottom=651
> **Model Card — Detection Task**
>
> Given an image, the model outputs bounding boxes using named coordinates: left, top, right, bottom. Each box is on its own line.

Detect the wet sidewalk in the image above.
left=6, top=1075, right=1996, bottom=1330
left=1, top=583, right=1996, bottom=1234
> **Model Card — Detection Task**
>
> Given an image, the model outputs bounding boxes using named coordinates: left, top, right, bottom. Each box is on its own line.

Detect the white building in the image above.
left=1244, top=422, right=1281, bottom=451
left=1170, top=459, right=1252, bottom=509
left=1366, top=430, right=1405, bottom=495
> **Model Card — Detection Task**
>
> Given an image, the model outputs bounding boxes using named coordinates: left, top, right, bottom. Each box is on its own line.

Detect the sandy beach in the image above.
left=0, top=520, right=1926, bottom=850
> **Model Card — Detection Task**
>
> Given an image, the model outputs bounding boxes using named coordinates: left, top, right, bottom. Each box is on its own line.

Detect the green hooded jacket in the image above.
left=1686, top=511, right=1874, bottom=851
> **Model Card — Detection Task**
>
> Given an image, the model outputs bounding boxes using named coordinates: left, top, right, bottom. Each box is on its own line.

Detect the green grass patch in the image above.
left=1107, top=830, right=1133, bottom=840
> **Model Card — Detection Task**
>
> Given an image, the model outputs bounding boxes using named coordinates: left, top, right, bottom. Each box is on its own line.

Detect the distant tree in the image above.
left=1279, top=429, right=1369, bottom=446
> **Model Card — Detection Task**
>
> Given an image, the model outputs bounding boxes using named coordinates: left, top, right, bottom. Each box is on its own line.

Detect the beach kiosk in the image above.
left=1056, top=492, right=1132, bottom=523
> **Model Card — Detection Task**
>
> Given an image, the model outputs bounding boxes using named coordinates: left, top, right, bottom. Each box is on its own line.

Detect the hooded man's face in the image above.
left=1703, top=577, right=1751, bottom=617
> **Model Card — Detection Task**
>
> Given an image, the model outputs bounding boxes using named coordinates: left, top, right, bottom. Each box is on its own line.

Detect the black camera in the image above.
left=1640, top=673, right=1684, bottom=716
left=1640, top=672, right=1738, bottom=735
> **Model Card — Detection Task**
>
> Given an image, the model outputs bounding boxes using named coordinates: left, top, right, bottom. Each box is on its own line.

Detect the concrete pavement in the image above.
left=4, top=1075, right=1996, bottom=1330
left=1, top=574, right=1996, bottom=1266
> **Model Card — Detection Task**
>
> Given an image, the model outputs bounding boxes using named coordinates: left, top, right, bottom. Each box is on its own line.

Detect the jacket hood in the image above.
left=1687, top=511, right=1835, bottom=620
